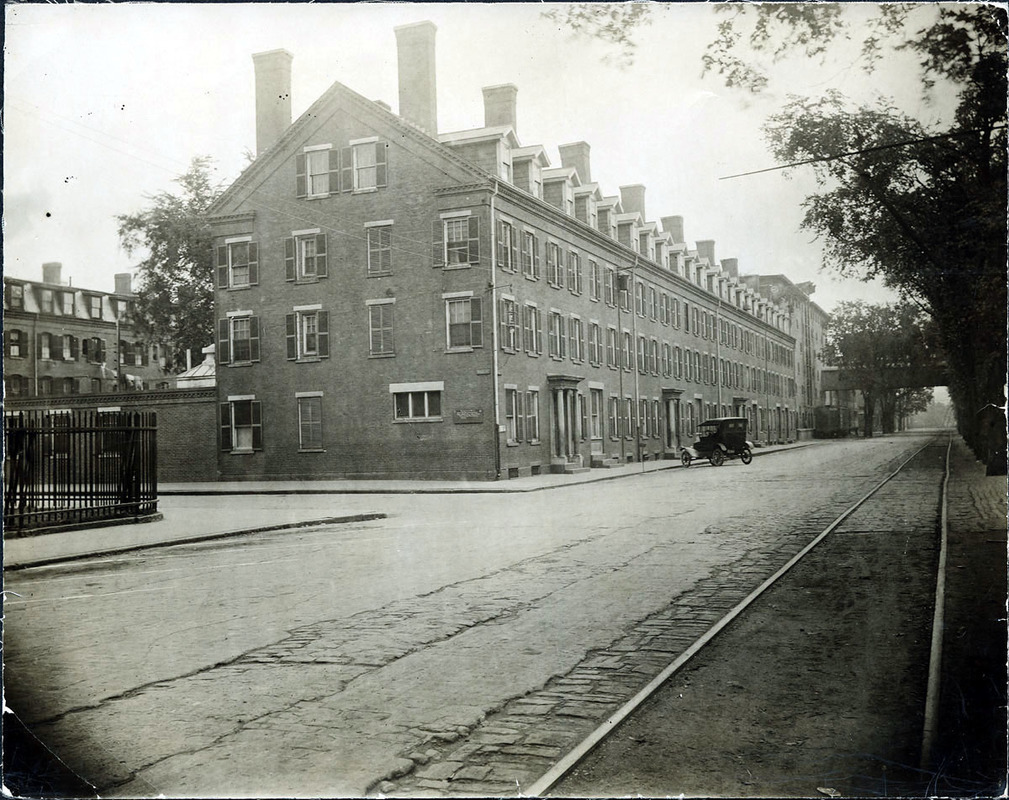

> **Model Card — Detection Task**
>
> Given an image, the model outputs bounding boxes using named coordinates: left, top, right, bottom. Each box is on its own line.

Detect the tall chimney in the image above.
left=558, top=141, right=591, bottom=183
left=696, top=240, right=716, bottom=265
left=396, top=21, right=438, bottom=135
left=720, top=258, right=738, bottom=279
left=42, top=262, right=63, bottom=285
left=252, top=49, right=293, bottom=155
left=661, top=216, right=685, bottom=243
left=620, top=185, right=646, bottom=219
left=114, top=273, right=134, bottom=296
left=482, top=84, right=518, bottom=132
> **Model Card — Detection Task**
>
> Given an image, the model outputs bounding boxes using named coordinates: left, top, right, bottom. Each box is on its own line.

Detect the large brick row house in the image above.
left=3, top=263, right=170, bottom=399
left=209, top=22, right=802, bottom=481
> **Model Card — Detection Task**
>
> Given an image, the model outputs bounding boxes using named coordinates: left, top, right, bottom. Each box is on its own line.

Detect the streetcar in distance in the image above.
left=680, top=416, right=754, bottom=467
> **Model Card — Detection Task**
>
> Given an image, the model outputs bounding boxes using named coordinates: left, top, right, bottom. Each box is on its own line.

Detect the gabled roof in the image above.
left=439, top=125, right=521, bottom=149
left=597, top=195, right=622, bottom=213
left=614, top=211, right=643, bottom=227
left=209, top=76, right=490, bottom=217
left=573, top=182, right=602, bottom=200
left=542, top=166, right=581, bottom=186
left=511, top=145, right=551, bottom=167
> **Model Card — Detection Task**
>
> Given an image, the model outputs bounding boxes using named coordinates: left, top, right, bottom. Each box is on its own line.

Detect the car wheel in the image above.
left=709, top=449, right=725, bottom=467
left=740, top=448, right=753, bottom=465
left=680, top=451, right=692, bottom=467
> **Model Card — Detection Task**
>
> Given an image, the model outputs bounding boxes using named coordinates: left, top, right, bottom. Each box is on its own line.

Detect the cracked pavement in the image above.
left=3, top=435, right=937, bottom=797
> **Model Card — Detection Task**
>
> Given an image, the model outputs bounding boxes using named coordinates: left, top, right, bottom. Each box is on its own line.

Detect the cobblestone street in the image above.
left=3, top=434, right=965, bottom=797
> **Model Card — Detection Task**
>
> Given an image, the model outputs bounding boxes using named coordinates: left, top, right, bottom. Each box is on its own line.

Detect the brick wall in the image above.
left=6, top=388, right=218, bottom=483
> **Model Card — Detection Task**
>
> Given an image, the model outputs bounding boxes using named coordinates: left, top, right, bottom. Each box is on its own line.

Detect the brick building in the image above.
left=740, top=274, right=829, bottom=437
left=209, top=22, right=801, bottom=482
left=3, top=263, right=171, bottom=398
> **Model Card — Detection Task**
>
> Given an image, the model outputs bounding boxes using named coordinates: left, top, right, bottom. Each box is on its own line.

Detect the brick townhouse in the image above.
left=209, top=21, right=801, bottom=482
left=3, top=263, right=170, bottom=399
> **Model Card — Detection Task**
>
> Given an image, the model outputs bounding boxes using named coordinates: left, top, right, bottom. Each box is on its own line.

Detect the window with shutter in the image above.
left=369, top=303, right=395, bottom=356
left=367, top=225, right=392, bottom=275
left=445, top=297, right=483, bottom=350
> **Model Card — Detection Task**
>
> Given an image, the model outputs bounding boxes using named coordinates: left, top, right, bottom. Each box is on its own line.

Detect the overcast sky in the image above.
left=4, top=3, right=954, bottom=313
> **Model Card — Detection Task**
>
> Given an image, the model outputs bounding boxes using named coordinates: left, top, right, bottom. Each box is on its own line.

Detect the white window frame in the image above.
left=296, top=392, right=324, bottom=451
left=367, top=299, right=395, bottom=356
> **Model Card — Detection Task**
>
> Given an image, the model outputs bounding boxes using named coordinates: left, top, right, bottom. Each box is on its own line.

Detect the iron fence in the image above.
left=4, top=409, right=158, bottom=532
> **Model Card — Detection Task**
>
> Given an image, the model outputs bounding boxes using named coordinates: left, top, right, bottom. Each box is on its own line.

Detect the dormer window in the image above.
left=40, top=289, right=54, bottom=314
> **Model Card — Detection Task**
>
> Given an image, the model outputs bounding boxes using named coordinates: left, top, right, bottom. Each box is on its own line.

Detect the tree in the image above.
left=116, top=157, right=222, bottom=370
left=822, top=301, right=935, bottom=438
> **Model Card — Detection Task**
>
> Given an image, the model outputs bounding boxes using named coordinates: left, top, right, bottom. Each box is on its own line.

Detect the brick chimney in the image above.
left=720, top=258, right=738, bottom=279
left=252, top=49, right=293, bottom=156
left=396, top=21, right=438, bottom=135
left=661, top=216, right=685, bottom=243
left=483, top=84, right=518, bottom=132
left=619, top=185, right=646, bottom=220
left=114, top=273, right=134, bottom=296
left=42, top=262, right=63, bottom=285
left=558, top=141, right=591, bottom=183
left=696, top=239, right=716, bottom=265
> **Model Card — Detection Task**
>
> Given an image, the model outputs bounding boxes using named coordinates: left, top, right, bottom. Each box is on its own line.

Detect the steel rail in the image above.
left=525, top=435, right=944, bottom=797
left=919, top=435, right=952, bottom=769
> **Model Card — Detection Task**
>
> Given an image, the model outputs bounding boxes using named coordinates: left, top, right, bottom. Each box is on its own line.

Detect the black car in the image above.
left=680, top=416, right=754, bottom=467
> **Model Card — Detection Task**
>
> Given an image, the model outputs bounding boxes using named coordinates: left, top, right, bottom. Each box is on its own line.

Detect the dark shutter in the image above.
left=248, top=242, right=259, bottom=285
left=510, top=225, right=519, bottom=272
left=217, top=246, right=229, bottom=288
left=141, top=343, right=149, bottom=365
left=70, top=336, right=79, bottom=360
left=220, top=402, right=232, bottom=452
left=296, top=153, right=307, bottom=198
left=218, top=318, right=231, bottom=364
left=286, top=314, right=297, bottom=360
left=470, top=298, right=483, bottom=347
left=315, top=234, right=328, bottom=278
left=467, top=216, right=480, bottom=265
left=432, top=220, right=444, bottom=268
left=533, top=234, right=541, bottom=278
left=99, top=338, right=107, bottom=363
left=249, top=316, right=261, bottom=362
left=496, top=220, right=506, bottom=267
left=375, top=141, right=388, bottom=187
left=317, top=311, right=329, bottom=358
left=2, top=331, right=8, bottom=357
left=341, top=147, right=353, bottom=192
left=82, top=337, right=90, bottom=360
left=285, top=237, right=296, bottom=281
left=251, top=400, right=263, bottom=450
left=37, top=333, right=44, bottom=357
left=329, top=148, right=341, bottom=193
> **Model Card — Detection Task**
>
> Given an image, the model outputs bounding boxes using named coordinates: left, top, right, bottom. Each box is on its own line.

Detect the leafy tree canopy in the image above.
left=117, top=157, right=222, bottom=371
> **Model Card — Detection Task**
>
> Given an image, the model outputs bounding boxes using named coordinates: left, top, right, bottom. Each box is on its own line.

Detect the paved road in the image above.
left=3, top=434, right=936, bottom=797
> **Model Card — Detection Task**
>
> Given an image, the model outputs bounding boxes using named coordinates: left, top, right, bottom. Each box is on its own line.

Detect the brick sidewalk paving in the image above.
left=928, top=436, right=1008, bottom=795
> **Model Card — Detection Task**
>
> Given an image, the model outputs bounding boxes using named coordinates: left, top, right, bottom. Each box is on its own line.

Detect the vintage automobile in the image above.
left=680, top=416, right=754, bottom=467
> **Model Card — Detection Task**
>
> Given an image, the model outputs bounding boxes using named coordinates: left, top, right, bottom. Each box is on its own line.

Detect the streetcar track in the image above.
left=524, top=434, right=948, bottom=797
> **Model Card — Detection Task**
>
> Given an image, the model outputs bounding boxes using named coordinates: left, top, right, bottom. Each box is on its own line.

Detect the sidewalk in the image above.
left=4, top=441, right=814, bottom=570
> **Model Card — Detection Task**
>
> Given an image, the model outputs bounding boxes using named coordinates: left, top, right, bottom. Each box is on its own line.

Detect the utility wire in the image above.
left=719, top=123, right=1007, bottom=180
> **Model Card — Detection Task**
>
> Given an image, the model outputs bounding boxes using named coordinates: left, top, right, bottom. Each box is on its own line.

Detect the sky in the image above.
left=3, top=3, right=956, bottom=314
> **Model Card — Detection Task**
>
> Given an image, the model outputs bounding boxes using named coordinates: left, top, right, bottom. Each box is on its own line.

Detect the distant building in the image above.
left=175, top=345, right=216, bottom=389
left=740, top=274, right=829, bottom=438
left=3, top=263, right=171, bottom=398
left=208, top=23, right=802, bottom=481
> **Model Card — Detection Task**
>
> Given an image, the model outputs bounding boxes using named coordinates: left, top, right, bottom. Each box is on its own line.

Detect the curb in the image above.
left=5, top=512, right=387, bottom=571
left=159, top=443, right=819, bottom=496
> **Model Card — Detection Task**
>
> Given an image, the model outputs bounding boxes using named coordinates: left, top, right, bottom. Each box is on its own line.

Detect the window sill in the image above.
left=524, top=274, right=539, bottom=282
left=367, top=271, right=393, bottom=278
left=226, top=284, right=252, bottom=291
left=369, top=352, right=396, bottom=359
left=298, top=448, right=326, bottom=453
left=528, top=439, right=541, bottom=446
left=295, top=277, right=322, bottom=285
left=443, top=263, right=472, bottom=271
left=445, top=347, right=475, bottom=354
left=506, top=440, right=519, bottom=447
left=296, top=356, right=322, bottom=364
left=227, top=361, right=255, bottom=368
left=526, top=352, right=539, bottom=358
left=393, top=417, right=443, bottom=424
left=230, top=448, right=256, bottom=455
left=353, top=187, right=378, bottom=195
